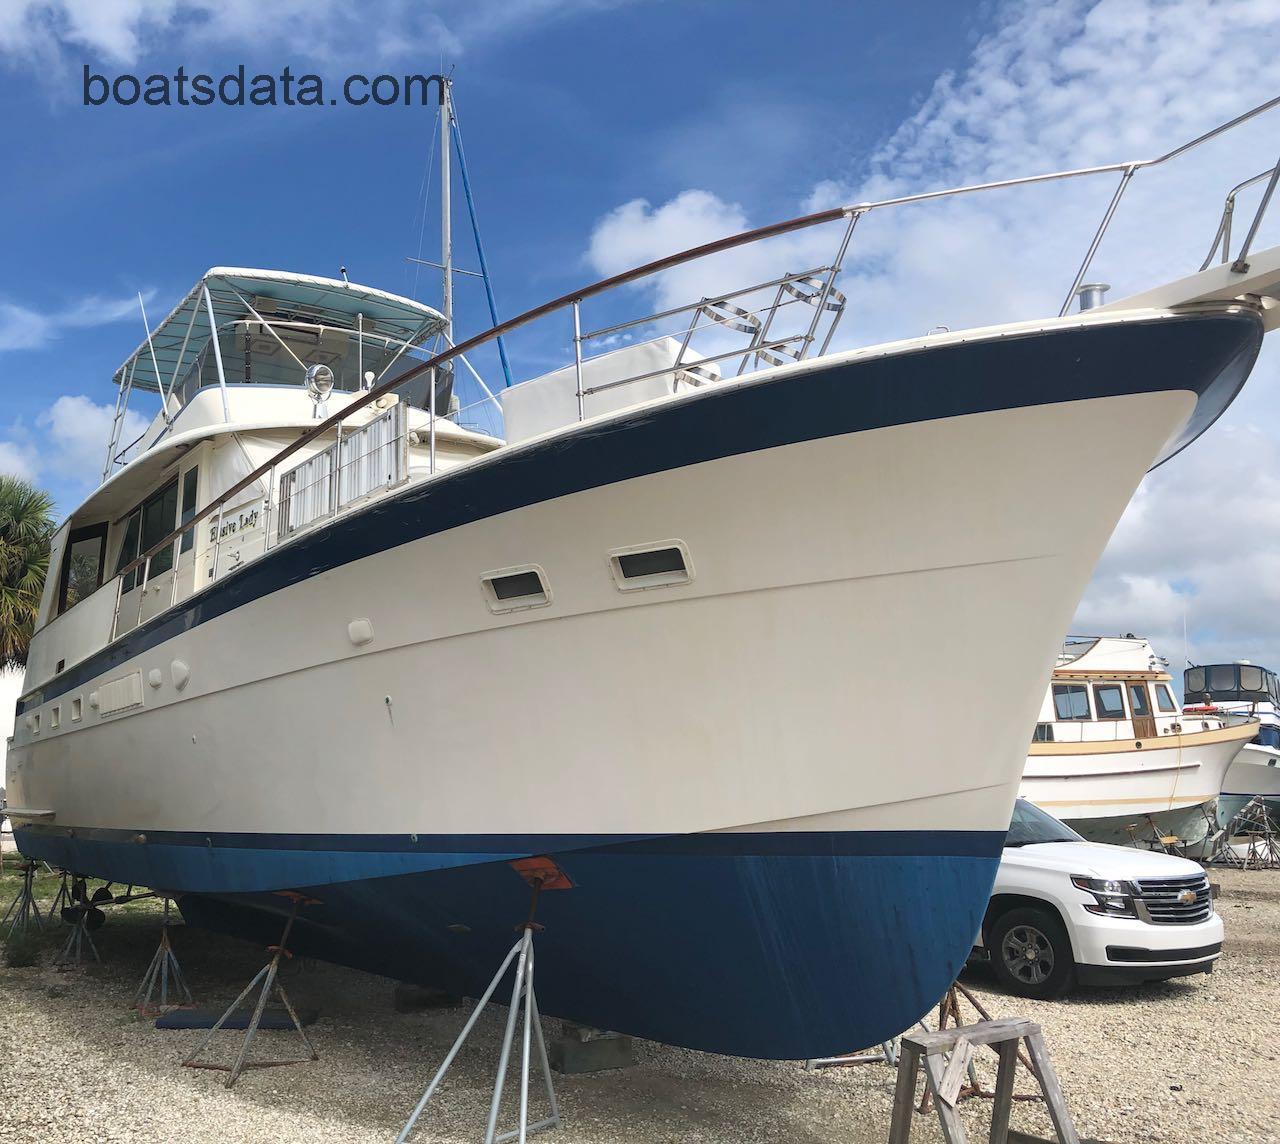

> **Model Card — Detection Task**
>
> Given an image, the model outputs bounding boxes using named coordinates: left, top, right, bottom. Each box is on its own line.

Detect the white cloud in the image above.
left=583, top=0, right=1280, bottom=669
left=0, top=440, right=37, bottom=482
left=1074, top=424, right=1280, bottom=670
left=0, top=0, right=635, bottom=70
left=36, top=395, right=148, bottom=483
left=0, top=287, right=155, bottom=353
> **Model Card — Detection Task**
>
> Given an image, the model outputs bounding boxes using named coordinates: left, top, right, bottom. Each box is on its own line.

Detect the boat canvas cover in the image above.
left=115, top=268, right=446, bottom=392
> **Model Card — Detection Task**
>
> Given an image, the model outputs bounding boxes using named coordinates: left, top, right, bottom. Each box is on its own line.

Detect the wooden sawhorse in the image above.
left=888, top=1016, right=1079, bottom=1144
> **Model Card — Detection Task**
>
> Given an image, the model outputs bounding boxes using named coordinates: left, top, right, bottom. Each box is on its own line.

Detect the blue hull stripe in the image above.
left=14, top=825, right=1007, bottom=895
left=19, top=311, right=1259, bottom=713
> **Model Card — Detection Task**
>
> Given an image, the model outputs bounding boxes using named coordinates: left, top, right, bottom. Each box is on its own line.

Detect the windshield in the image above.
left=1005, top=798, right=1083, bottom=846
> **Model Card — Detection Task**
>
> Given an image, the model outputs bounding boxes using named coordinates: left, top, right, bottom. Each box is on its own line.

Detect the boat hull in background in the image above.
left=1218, top=742, right=1280, bottom=825
left=1022, top=725, right=1254, bottom=848
left=10, top=310, right=1263, bottom=1056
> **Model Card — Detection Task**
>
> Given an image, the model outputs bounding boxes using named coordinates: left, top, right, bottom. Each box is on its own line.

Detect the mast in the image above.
left=440, top=76, right=453, bottom=345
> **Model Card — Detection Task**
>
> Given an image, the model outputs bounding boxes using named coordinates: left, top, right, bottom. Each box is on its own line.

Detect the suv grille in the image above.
left=1132, top=874, right=1212, bottom=925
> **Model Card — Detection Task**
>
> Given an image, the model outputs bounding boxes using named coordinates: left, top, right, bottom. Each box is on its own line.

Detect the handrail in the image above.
left=109, top=94, right=1280, bottom=589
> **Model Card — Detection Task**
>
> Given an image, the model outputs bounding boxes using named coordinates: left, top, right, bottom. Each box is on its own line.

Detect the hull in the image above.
left=10, top=312, right=1262, bottom=1056
left=1021, top=725, right=1254, bottom=847
left=1218, top=742, right=1280, bottom=825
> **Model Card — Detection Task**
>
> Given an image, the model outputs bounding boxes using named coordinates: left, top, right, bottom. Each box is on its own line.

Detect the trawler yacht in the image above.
left=1021, top=637, right=1255, bottom=846
left=1184, top=661, right=1280, bottom=822
left=8, top=94, right=1280, bottom=1058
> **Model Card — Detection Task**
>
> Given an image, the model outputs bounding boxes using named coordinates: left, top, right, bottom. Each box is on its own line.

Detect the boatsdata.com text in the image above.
left=83, top=65, right=444, bottom=108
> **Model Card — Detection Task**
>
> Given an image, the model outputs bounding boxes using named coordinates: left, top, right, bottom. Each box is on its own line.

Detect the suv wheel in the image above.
left=988, top=906, right=1076, bottom=999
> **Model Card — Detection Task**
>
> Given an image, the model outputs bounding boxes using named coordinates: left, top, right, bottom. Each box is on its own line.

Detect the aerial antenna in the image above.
left=339, top=265, right=350, bottom=285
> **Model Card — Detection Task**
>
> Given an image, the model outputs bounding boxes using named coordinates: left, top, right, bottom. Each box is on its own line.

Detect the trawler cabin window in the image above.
left=179, top=467, right=199, bottom=553
left=1128, top=683, right=1152, bottom=718
left=116, top=477, right=179, bottom=591
left=1093, top=683, right=1126, bottom=719
left=1208, top=664, right=1236, bottom=691
left=1155, top=684, right=1177, bottom=713
left=1051, top=683, right=1090, bottom=720
left=57, top=522, right=108, bottom=615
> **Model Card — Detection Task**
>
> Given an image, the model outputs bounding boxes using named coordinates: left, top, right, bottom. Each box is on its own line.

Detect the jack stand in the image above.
left=55, top=908, right=101, bottom=968
left=916, top=982, right=1041, bottom=1113
left=397, top=857, right=570, bottom=1144
left=805, top=1038, right=899, bottom=1070
left=890, top=1017, right=1079, bottom=1144
left=1, top=860, right=45, bottom=938
left=48, top=869, right=74, bottom=920
left=182, top=893, right=318, bottom=1088
left=136, top=898, right=193, bottom=1014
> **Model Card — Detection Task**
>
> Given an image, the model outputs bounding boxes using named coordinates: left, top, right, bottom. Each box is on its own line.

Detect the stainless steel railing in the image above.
left=104, top=94, right=1280, bottom=631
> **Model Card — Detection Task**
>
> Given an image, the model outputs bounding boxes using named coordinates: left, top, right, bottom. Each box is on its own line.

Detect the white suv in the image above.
left=972, top=799, right=1223, bottom=998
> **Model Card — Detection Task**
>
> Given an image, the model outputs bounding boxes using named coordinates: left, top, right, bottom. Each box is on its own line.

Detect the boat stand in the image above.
left=136, top=898, right=194, bottom=1014
left=182, top=894, right=318, bottom=1088
left=1207, top=796, right=1280, bottom=869
left=397, top=857, right=571, bottom=1144
left=805, top=1038, right=900, bottom=1070
left=1, top=860, right=45, bottom=938
left=48, top=869, right=75, bottom=920
left=915, top=983, right=1042, bottom=1114
left=890, top=1016, right=1079, bottom=1144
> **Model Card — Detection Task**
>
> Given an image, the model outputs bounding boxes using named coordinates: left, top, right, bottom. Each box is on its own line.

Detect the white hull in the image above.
left=1021, top=727, right=1252, bottom=845
left=8, top=388, right=1190, bottom=849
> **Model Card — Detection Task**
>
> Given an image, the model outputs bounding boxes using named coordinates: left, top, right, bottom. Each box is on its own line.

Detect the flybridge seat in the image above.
left=500, top=337, right=721, bottom=444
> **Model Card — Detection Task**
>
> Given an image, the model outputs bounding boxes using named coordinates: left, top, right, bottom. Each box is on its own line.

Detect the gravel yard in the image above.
left=1, top=865, right=1276, bottom=1144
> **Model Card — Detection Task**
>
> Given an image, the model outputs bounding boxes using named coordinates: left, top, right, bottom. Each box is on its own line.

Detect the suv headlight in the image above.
left=1070, top=875, right=1138, bottom=918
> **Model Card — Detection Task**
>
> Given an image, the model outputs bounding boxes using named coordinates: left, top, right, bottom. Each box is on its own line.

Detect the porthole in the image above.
left=480, top=565, right=552, bottom=614
left=608, top=541, right=693, bottom=592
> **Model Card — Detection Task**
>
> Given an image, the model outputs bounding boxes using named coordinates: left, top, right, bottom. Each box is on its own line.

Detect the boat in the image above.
left=7, top=90, right=1280, bottom=1058
left=1020, top=636, right=1255, bottom=847
left=1183, top=661, right=1280, bottom=823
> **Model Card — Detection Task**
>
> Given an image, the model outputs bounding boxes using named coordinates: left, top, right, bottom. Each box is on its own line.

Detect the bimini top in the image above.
left=115, top=267, right=446, bottom=392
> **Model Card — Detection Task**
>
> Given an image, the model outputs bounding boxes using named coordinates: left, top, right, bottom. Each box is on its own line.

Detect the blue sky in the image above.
left=3, top=0, right=1280, bottom=669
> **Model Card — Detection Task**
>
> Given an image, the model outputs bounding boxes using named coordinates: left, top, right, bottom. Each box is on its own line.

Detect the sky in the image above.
left=1, top=0, right=1280, bottom=679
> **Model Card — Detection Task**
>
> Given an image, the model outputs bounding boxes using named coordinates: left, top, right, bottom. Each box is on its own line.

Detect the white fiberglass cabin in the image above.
left=9, top=97, right=1280, bottom=1059
left=1021, top=636, right=1256, bottom=847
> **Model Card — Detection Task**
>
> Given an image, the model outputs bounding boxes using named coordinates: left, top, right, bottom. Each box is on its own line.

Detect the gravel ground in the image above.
left=0, top=866, right=1276, bottom=1143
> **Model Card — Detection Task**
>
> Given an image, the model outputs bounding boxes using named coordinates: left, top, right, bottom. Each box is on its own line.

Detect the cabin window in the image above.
left=480, top=565, right=552, bottom=613
left=1208, top=664, right=1237, bottom=691
left=57, top=523, right=109, bottom=615
left=1184, top=667, right=1206, bottom=697
left=50, top=704, right=60, bottom=730
left=1239, top=665, right=1264, bottom=693
left=1155, top=684, right=1177, bottom=713
left=1033, top=723, right=1055, bottom=742
left=179, top=467, right=199, bottom=553
left=1128, top=683, right=1152, bottom=718
left=116, top=478, right=179, bottom=591
left=71, top=697, right=82, bottom=722
left=608, top=542, right=693, bottom=591
left=1051, top=683, right=1090, bottom=720
left=1093, top=683, right=1126, bottom=720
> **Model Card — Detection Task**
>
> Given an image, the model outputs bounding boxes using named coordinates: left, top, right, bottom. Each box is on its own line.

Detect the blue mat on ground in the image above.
left=154, top=1006, right=318, bottom=1030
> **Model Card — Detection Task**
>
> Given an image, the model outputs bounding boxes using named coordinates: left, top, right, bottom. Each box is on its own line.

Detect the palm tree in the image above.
left=0, top=474, right=55, bottom=669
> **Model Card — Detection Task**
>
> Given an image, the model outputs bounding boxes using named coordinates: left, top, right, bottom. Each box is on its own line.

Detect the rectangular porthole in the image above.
left=71, top=697, right=83, bottom=723
left=481, top=565, right=552, bottom=614
left=50, top=705, right=60, bottom=730
left=31, top=712, right=40, bottom=734
left=609, top=541, right=693, bottom=592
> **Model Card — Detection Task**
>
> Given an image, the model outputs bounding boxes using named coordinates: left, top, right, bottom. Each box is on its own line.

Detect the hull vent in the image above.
left=99, top=671, right=144, bottom=717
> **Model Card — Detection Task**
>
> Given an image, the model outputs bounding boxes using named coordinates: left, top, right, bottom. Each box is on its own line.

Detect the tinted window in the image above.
left=115, top=511, right=141, bottom=592
left=617, top=547, right=686, bottom=579
left=490, top=570, right=544, bottom=601
left=58, top=525, right=108, bottom=614
left=1184, top=667, right=1205, bottom=696
left=140, top=479, right=179, bottom=578
left=1128, top=683, right=1152, bottom=718
left=1006, top=799, right=1083, bottom=846
left=1240, top=665, right=1264, bottom=692
left=1155, top=684, right=1177, bottom=713
left=1093, top=683, right=1126, bottom=719
left=179, top=468, right=199, bottom=554
left=1052, top=683, right=1090, bottom=720
left=1032, top=723, right=1055, bottom=742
